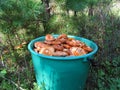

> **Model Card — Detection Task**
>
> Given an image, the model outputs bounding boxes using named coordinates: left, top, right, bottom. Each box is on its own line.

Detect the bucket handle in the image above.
left=87, top=58, right=98, bottom=67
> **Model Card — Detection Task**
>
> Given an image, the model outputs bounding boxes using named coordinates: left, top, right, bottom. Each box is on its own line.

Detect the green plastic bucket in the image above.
left=28, top=35, right=98, bottom=90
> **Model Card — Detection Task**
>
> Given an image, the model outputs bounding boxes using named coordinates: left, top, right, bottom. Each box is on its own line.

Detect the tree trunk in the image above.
left=41, top=0, right=50, bottom=34
left=42, top=0, right=50, bottom=19
left=74, top=11, right=77, bottom=16
left=88, top=5, right=94, bottom=16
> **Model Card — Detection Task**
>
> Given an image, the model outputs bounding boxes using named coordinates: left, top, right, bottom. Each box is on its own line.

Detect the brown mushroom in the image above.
left=45, top=34, right=55, bottom=41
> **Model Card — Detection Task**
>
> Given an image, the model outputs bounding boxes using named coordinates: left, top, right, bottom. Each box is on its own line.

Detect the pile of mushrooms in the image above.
left=34, top=34, right=93, bottom=56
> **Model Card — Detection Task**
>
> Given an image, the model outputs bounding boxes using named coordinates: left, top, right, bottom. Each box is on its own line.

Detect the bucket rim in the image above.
left=28, top=35, right=98, bottom=60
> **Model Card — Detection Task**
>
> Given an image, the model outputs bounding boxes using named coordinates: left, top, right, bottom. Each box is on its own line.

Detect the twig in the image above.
left=0, top=46, right=5, bottom=67
left=3, top=77, right=26, bottom=90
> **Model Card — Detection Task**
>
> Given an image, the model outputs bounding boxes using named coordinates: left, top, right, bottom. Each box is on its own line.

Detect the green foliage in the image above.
left=87, top=0, right=99, bottom=6
left=0, top=0, right=44, bottom=34
left=0, top=69, right=7, bottom=78
left=32, top=82, right=43, bottom=90
left=65, top=0, right=87, bottom=11
left=0, top=80, right=13, bottom=90
left=56, top=0, right=100, bottom=11
left=97, top=56, right=120, bottom=90
left=45, top=15, right=79, bottom=35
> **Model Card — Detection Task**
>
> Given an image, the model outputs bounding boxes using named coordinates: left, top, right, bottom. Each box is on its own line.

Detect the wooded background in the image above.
left=0, top=0, right=120, bottom=90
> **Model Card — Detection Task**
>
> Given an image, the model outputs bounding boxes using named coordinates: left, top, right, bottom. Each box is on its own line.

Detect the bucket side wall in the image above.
left=31, top=53, right=90, bottom=90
